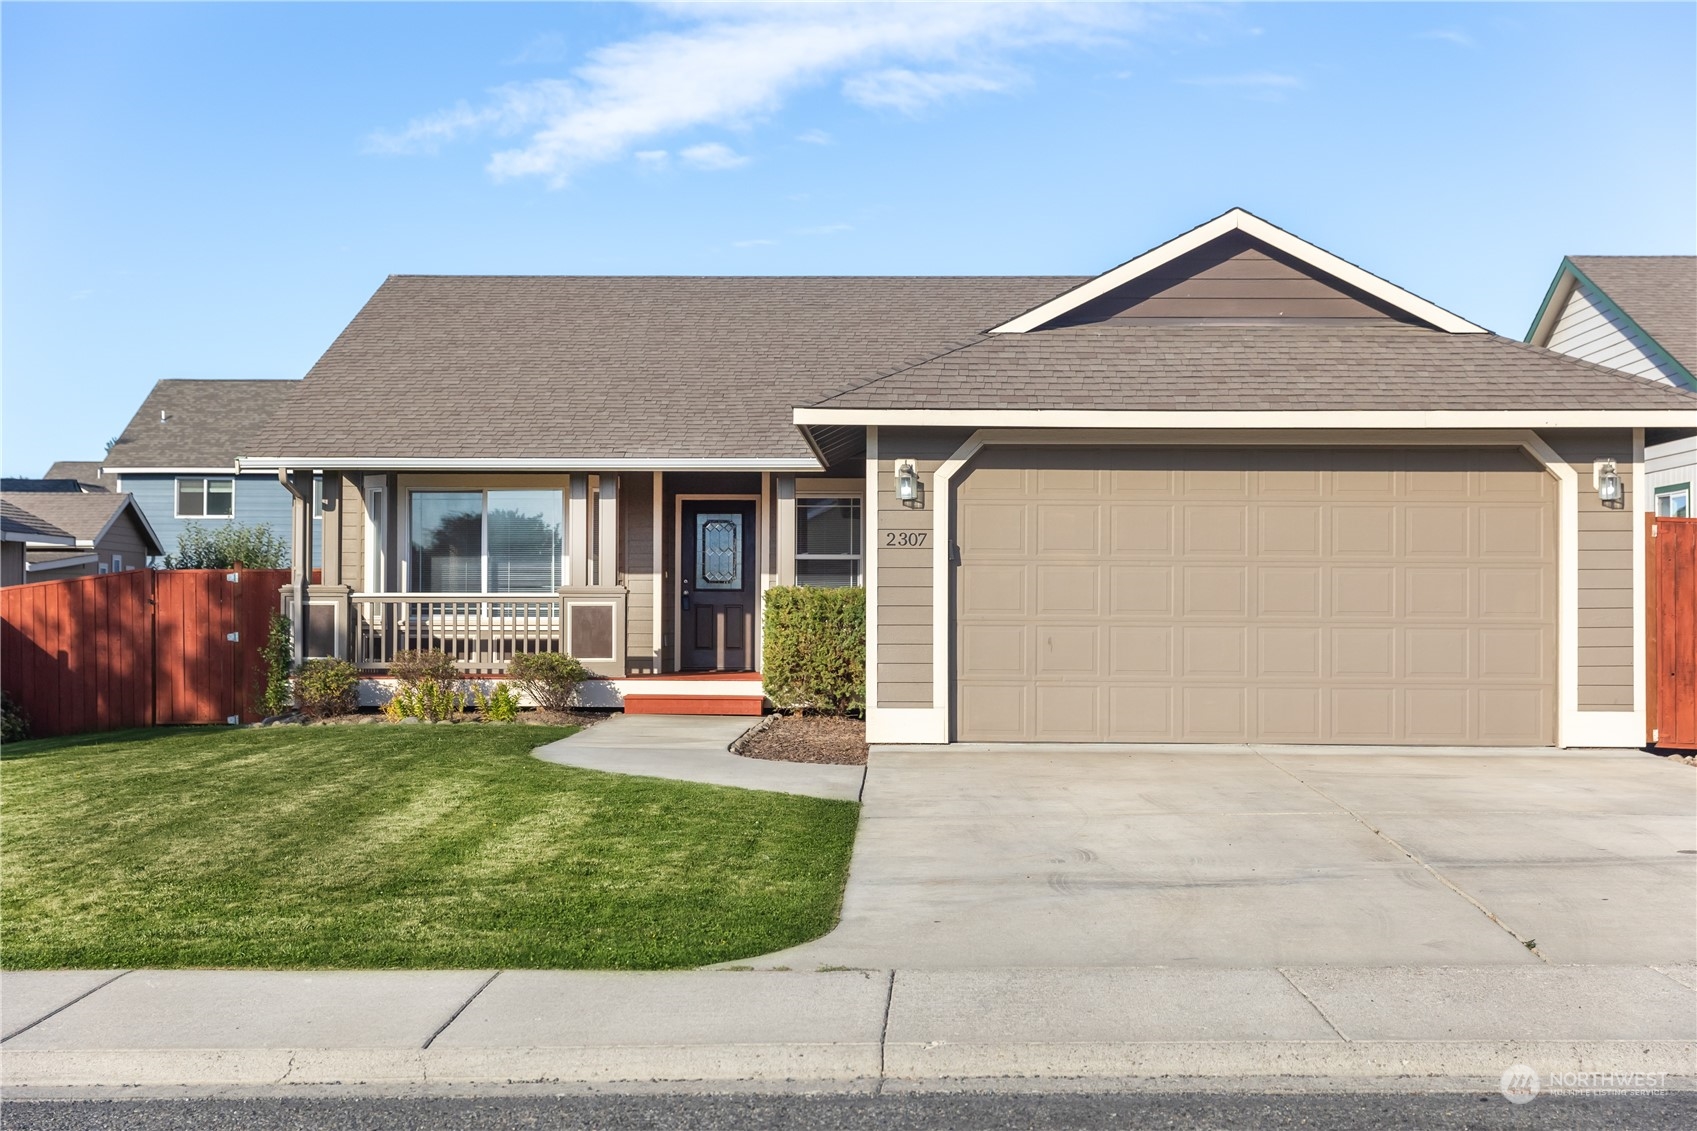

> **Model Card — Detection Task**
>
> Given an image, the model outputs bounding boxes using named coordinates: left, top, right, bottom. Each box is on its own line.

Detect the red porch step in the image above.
left=623, top=694, right=765, bottom=716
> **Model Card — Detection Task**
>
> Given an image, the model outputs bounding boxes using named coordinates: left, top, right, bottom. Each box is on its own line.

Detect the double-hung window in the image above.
left=408, top=489, right=565, bottom=593
left=1656, top=483, right=1691, bottom=519
left=176, top=477, right=234, bottom=518
left=795, top=496, right=862, bottom=587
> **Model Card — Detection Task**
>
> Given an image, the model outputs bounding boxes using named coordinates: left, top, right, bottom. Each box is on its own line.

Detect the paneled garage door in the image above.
left=953, top=447, right=1556, bottom=745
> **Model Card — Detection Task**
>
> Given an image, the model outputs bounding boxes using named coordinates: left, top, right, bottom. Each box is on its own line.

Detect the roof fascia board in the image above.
left=110, top=496, right=166, bottom=555
left=1531, top=259, right=1696, bottom=387
left=102, top=466, right=243, bottom=475
left=990, top=208, right=1488, bottom=336
left=26, top=553, right=99, bottom=570
left=794, top=407, right=1697, bottom=429
left=1524, top=257, right=1578, bottom=346
left=236, top=456, right=823, bottom=473
left=5, top=530, right=76, bottom=546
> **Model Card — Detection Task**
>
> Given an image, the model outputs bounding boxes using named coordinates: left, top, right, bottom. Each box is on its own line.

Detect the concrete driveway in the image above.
left=756, top=746, right=1696, bottom=969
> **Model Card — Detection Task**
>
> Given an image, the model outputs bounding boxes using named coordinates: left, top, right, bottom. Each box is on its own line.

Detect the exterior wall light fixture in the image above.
left=895, top=460, right=919, bottom=503
left=1595, top=459, right=1624, bottom=506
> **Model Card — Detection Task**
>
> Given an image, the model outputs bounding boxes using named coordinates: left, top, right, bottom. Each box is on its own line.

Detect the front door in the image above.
left=680, top=500, right=757, bottom=671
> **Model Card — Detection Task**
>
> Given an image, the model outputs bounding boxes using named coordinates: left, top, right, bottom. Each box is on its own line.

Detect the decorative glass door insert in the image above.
left=695, top=514, right=743, bottom=590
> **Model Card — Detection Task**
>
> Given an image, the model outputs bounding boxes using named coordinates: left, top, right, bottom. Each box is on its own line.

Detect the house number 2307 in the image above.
left=885, top=532, right=928, bottom=547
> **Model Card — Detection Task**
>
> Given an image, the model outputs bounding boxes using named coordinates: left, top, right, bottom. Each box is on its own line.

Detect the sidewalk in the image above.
left=3, top=965, right=1693, bottom=1094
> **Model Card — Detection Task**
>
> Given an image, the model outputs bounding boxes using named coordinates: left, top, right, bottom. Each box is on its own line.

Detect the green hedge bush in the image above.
left=762, top=586, right=865, bottom=715
left=508, top=652, right=589, bottom=714
left=294, top=658, right=359, bottom=719
left=165, top=523, right=287, bottom=570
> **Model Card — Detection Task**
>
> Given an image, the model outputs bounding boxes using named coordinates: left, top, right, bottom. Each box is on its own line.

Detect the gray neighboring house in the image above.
left=1526, top=255, right=1697, bottom=517
left=1, top=500, right=76, bottom=586
left=242, top=208, right=1697, bottom=749
left=95, top=379, right=319, bottom=567
left=43, top=461, right=114, bottom=492
left=0, top=488, right=163, bottom=581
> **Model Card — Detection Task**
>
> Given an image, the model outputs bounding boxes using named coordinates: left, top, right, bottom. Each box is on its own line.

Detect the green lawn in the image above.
left=0, top=725, right=859, bottom=969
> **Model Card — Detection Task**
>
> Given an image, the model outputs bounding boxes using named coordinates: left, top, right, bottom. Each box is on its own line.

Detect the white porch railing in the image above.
left=352, top=593, right=562, bottom=673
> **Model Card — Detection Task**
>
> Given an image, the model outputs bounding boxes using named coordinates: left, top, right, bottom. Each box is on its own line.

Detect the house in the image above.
left=0, top=488, right=163, bottom=581
left=1526, top=256, right=1697, bottom=517
left=42, top=462, right=113, bottom=492
left=96, top=379, right=320, bottom=566
left=244, top=208, right=1697, bottom=749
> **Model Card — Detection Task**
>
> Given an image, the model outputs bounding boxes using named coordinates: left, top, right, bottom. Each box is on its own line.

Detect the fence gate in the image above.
left=1648, top=515, right=1697, bottom=750
left=1, top=568, right=289, bottom=737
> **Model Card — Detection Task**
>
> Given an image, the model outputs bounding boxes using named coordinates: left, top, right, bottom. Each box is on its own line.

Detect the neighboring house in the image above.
left=98, top=379, right=319, bottom=566
left=1, top=500, right=77, bottom=586
left=0, top=488, right=163, bottom=580
left=1526, top=255, right=1697, bottom=518
left=243, top=208, right=1697, bottom=749
left=42, top=462, right=114, bottom=492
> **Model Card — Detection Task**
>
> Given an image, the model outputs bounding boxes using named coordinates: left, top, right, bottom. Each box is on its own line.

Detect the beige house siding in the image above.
left=875, top=428, right=973, bottom=708
left=621, top=472, right=658, bottom=673
left=97, top=511, right=157, bottom=573
left=1541, top=429, right=1637, bottom=710
left=338, top=475, right=365, bottom=589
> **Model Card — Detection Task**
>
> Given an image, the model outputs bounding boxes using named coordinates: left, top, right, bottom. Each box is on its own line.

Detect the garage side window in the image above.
left=176, top=477, right=234, bottom=518
left=1655, top=483, right=1690, bottom=518
left=796, top=496, right=862, bottom=587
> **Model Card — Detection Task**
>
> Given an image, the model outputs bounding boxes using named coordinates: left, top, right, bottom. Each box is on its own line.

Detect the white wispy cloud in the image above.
left=368, top=3, right=1147, bottom=186
left=679, top=142, right=748, bottom=170
left=1181, top=72, right=1303, bottom=89
left=842, top=68, right=1009, bottom=114
left=1419, top=29, right=1477, bottom=49
left=796, top=128, right=832, bottom=145
left=633, top=149, right=670, bottom=169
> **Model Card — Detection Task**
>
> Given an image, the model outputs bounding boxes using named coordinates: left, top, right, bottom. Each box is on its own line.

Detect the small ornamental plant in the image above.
left=473, top=682, right=522, bottom=723
left=293, top=658, right=359, bottom=719
left=508, top=652, right=589, bottom=714
left=260, top=612, right=294, bottom=718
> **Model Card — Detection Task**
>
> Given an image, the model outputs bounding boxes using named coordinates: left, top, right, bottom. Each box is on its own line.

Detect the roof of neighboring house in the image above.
left=1566, top=256, right=1696, bottom=368
left=253, top=275, right=1085, bottom=465
left=104, top=379, right=301, bottom=471
left=1, top=477, right=89, bottom=493
left=0, top=492, right=164, bottom=554
left=809, top=322, right=1697, bottom=412
left=25, top=550, right=101, bottom=571
left=1, top=499, right=75, bottom=545
left=43, top=461, right=113, bottom=490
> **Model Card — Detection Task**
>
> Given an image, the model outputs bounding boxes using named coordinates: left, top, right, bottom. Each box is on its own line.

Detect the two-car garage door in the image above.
left=953, top=447, right=1556, bottom=745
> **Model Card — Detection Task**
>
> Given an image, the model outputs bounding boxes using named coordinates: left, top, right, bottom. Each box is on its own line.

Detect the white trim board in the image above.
left=796, top=408, right=1697, bottom=429
left=863, top=427, right=1642, bottom=749
left=989, top=208, right=1487, bottom=336
left=239, top=457, right=821, bottom=473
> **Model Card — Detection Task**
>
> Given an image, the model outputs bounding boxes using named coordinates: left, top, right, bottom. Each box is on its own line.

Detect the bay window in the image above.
left=795, top=496, right=862, bottom=587
left=408, top=489, right=564, bottom=593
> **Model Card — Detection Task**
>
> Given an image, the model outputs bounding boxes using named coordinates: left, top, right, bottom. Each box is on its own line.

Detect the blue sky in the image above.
left=3, top=2, right=1693, bottom=475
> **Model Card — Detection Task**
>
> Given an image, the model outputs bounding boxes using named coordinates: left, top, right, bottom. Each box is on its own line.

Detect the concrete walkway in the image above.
left=532, top=714, right=864, bottom=802
left=1, top=965, right=1691, bottom=1094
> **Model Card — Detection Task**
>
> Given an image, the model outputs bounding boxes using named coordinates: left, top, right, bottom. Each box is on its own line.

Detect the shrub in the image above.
left=1, top=692, right=29, bottom=743
left=390, top=648, right=458, bottom=689
left=384, top=682, right=463, bottom=723
left=260, top=612, right=294, bottom=718
left=293, top=658, right=359, bottom=719
left=473, top=682, right=522, bottom=723
left=165, top=523, right=287, bottom=570
left=508, top=651, right=589, bottom=714
left=762, top=586, right=865, bottom=715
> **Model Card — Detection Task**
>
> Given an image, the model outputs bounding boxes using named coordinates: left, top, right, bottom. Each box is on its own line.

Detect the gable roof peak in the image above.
left=990, top=208, right=1487, bottom=336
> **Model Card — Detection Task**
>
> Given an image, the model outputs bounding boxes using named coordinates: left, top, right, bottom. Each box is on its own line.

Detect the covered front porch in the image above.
left=272, top=463, right=865, bottom=708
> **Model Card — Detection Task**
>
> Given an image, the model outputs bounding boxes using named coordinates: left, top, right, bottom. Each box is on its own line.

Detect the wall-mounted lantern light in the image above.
left=895, top=460, right=919, bottom=503
left=1595, top=458, right=1624, bottom=506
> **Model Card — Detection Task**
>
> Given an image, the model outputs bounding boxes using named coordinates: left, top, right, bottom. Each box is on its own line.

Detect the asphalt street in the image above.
left=4, top=1092, right=1694, bottom=1131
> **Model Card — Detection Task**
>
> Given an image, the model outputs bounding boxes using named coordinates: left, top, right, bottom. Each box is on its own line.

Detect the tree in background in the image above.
left=165, top=523, right=287, bottom=570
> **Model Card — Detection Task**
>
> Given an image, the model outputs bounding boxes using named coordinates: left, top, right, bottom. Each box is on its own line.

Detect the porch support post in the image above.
left=282, top=469, right=314, bottom=664
left=652, top=471, right=664, bottom=671
left=567, top=474, right=589, bottom=587
left=319, top=472, right=343, bottom=587
left=596, top=473, right=619, bottom=586
left=776, top=475, right=797, bottom=586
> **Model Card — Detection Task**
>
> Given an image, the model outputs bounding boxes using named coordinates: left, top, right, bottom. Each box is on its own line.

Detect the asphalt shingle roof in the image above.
left=1569, top=256, right=1696, bottom=370
left=105, top=379, right=301, bottom=470
left=0, top=492, right=160, bottom=553
left=1, top=499, right=73, bottom=542
left=258, top=276, right=1086, bottom=463
left=812, top=322, right=1697, bottom=412
left=43, top=461, right=112, bottom=490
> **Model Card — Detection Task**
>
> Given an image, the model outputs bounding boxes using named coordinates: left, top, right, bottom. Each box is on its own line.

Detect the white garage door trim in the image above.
left=865, top=426, right=1645, bottom=748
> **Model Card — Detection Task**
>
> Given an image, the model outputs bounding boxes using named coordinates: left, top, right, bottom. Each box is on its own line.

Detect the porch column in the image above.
left=567, top=474, right=589, bottom=587
left=284, top=469, right=314, bottom=664
left=319, top=472, right=343, bottom=587
left=776, top=475, right=797, bottom=586
left=596, top=473, right=619, bottom=585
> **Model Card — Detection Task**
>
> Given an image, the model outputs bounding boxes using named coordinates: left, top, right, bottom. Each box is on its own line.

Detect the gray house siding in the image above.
left=116, top=472, right=320, bottom=567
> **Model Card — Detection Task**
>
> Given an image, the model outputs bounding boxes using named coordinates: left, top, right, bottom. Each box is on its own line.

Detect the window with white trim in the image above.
left=1656, top=483, right=1690, bottom=519
left=795, top=496, right=862, bottom=587
left=176, top=477, right=234, bottom=518
left=111, top=554, right=124, bottom=572
left=408, top=489, right=564, bottom=593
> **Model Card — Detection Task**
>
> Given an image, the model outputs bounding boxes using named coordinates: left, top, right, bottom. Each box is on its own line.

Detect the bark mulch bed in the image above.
left=734, top=714, right=867, bottom=766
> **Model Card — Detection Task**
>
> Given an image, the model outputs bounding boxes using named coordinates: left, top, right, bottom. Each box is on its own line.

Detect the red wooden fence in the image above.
left=1648, top=515, right=1697, bottom=750
left=1, top=569, right=290, bottom=738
